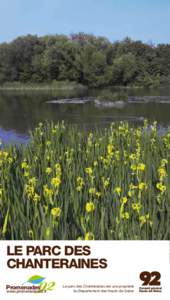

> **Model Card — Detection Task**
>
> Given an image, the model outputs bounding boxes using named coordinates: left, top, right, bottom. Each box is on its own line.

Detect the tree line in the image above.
left=0, top=33, right=170, bottom=88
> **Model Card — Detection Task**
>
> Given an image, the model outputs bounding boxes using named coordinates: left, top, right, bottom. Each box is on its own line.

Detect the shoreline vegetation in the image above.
left=0, top=121, right=170, bottom=240
left=0, top=81, right=87, bottom=91
left=0, top=82, right=163, bottom=91
left=0, top=81, right=166, bottom=91
left=1, top=82, right=170, bottom=105
left=0, top=33, right=170, bottom=90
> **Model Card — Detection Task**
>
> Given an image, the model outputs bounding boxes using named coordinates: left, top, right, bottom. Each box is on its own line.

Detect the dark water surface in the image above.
left=1, top=87, right=170, bottom=144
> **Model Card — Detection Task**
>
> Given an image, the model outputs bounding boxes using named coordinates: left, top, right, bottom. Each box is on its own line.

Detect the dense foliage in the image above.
left=0, top=121, right=170, bottom=240
left=0, top=34, right=170, bottom=88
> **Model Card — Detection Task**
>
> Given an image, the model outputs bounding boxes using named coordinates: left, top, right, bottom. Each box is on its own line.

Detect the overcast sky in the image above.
left=0, top=0, right=169, bottom=44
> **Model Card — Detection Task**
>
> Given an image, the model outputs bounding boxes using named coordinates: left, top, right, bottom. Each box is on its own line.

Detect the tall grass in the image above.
left=0, top=80, right=86, bottom=91
left=0, top=121, right=170, bottom=240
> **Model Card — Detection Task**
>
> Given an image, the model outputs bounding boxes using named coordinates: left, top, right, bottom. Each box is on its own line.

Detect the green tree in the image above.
left=112, top=53, right=137, bottom=85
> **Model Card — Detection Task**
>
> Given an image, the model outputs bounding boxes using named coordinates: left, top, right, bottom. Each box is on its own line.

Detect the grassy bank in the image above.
left=0, top=81, right=86, bottom=91
left=0, top=121, right=170, bottom=240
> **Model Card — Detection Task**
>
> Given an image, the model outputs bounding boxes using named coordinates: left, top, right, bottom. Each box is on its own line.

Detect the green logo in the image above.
left=23, top=275, right=45, bottom=285
left=23, top=275, right=56, bottom=293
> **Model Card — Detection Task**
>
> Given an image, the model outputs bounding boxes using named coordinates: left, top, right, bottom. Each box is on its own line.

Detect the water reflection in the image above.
left=0, top=87, right=170, bottom=144
left=0, top=127, right=29, bottom=144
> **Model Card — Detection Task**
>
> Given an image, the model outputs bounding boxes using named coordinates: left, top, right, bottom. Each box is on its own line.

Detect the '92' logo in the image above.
left=140, top=271, right=161, bottom=286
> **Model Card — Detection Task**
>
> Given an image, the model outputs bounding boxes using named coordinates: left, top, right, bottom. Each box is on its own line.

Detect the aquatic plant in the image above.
left=97, top=90, right=128, bottom=102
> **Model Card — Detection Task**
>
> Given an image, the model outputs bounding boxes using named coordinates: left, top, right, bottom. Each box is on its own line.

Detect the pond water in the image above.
left=1, top=86, right=170, bottom=144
